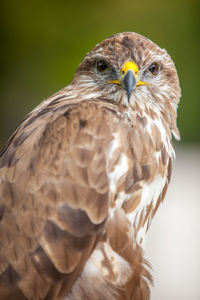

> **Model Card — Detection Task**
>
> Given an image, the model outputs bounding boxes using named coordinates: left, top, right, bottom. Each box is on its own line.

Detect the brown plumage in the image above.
left=0, top=32, right=181, bottom=300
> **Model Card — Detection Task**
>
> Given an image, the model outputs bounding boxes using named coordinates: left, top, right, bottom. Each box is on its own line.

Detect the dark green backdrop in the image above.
left=1, top=0, right=200, bottom=147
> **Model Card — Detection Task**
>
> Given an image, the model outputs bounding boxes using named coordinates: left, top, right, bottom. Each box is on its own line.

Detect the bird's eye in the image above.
left=96, top=61, right=109, bottom=73
left=148, top=63, right=160, bottom=75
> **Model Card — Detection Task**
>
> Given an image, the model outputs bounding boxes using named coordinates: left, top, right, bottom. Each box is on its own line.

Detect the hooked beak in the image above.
left=108, top=61, right=150, bottom=101
left=122, top=69, right=136, bottom=101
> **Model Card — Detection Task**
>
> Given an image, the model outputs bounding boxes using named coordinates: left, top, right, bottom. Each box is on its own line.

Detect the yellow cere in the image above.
left=121, top=61, right=139, bottom=75
left=122, top=61, right=150, bottom=86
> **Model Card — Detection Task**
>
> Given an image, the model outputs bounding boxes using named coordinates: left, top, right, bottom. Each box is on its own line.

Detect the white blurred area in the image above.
left=146, top=145, right=200, bottom=300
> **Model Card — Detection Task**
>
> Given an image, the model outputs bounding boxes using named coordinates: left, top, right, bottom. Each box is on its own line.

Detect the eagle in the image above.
left=0, top=32, right=181, bottom=300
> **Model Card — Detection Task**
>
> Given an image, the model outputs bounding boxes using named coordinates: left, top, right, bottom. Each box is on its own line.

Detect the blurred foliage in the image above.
left=1, top=0, right=200, bottom=147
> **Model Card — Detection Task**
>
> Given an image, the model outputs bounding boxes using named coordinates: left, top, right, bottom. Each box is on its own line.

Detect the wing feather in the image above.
left=0, top=99, right=116, bottom=299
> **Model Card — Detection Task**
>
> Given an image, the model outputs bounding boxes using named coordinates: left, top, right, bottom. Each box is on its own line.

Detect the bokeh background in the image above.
left=1, top=1, right=200, bottom=299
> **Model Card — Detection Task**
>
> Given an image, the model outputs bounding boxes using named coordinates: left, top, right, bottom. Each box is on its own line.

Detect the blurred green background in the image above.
left=1, top=0, right=200, bottom=147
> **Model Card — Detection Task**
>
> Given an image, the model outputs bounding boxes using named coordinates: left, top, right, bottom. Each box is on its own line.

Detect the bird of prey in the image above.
left=0, top=32, right=181, bottom=300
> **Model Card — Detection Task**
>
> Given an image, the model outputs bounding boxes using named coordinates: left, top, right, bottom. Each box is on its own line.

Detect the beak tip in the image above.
left=127, top=90, right=132, bottom=101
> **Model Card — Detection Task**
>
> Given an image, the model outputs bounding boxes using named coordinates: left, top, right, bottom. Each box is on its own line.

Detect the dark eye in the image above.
left=148, top=62, right=160, bottom=75
left=96, top=60, right=109, bottom=73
